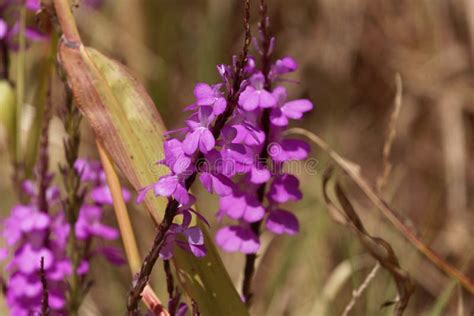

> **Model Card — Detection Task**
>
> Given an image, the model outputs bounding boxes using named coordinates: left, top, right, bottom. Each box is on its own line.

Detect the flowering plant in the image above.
left=0, top=159, right=127, bottom=315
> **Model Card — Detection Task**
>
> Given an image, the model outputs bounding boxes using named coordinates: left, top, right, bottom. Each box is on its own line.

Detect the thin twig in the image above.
left=342, top=263, right=380, bottom=316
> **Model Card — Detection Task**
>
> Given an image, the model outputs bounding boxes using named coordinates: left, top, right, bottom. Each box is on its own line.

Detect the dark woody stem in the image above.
left=126, top=1, right=251, bottom=314
left=242, top=0, right=271, bottom=306
left=163, top=260, right=177, bottom=315
left=40, top=257, right=50, bottom=316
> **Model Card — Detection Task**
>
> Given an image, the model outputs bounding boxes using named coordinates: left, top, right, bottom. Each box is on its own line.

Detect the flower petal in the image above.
left=266, top=210, right=299, bottom=235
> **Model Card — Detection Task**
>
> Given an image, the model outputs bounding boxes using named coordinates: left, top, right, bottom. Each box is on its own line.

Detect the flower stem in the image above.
left=40, top=257, right=50, bottom=316
left=242, top=0, right=271, bottom=305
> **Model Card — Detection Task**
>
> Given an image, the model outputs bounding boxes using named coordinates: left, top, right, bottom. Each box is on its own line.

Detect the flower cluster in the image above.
left=141, top=40, right=312, bottom=257
left=0, top=159, right=125, bottom=315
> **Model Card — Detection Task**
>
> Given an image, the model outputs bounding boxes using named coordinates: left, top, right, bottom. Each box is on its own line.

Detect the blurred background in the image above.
left=0, top=0, right=473, bottom=315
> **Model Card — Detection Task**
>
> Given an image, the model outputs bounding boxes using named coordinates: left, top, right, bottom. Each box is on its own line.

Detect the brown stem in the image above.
left=53, top=0, right=81, bottom=43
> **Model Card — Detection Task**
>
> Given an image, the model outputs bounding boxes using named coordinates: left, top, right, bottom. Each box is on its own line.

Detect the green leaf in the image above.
left=0, top=80, right=17, bottom=160
left=58, top=43, right=248, bottom=315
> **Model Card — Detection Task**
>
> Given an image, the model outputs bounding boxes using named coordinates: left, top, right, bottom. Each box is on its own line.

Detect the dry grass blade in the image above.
left=288, top=127, right=474, bottom=295
left=97, top=141, right=168, bottom=316
left=322, top=169, right=415, bottom=315
left=377, top=73, right=403, bottom=192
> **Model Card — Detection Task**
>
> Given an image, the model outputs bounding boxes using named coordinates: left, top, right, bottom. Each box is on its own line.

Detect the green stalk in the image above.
left=12, top=6, right=27, bottom=193
left=24, top=34, right=58, bottom=177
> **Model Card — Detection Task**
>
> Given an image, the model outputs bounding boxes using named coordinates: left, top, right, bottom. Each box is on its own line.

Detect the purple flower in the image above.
left=75, top=205, right=119, bottom=240
left=238, top=73, right=277, bottom=110
left=269, top=86, right=313, bottom=126
left=25, top=0, right=40, bottom=11
left=160, top=139, right=192, bottom=174
left=90, top=184, right=131, bottom=205
left=138, top=174, right=194, bottom=207
left=267, top=174, right=302, bottom=203
left=141, top=39, right=313, bottom=257
left=75, top=159, right=102, bottom=182
left=0, top=19, right=7, bottom=39
left=218, top=191, right=265, bottom=223
left=215, top=226, right=260, bottom=254
left=98, top=246, right=126, bottom=265
left=75, top=158, right=132, bottom=205
left=268, top=139, right=310, bottom=162
left=183, top=107, right=216, bottom=154
left=249, top=164, right=271, bottom=184
left=270, top=56, right=298, bottom=77
left=1, top=158, right=124, bottom=314
left=192, top=83, right=227, bottom=116
left=160, top=210, right=206, bottom=259
left=265, top=209, right=299, bottom=235
left=199, top=172, right=234, bottom=196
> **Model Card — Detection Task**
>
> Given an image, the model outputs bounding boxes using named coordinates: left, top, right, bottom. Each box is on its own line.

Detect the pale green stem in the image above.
left=15, top=7, right=26, bottom=166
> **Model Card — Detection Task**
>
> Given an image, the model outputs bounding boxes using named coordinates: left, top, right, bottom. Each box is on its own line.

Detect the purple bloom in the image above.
left=267, top=174, right=303, bottom=203
left=141, top=37, right=312, bottom=257
left=215, top=226, right=260, bottom=254
left=0, top=0, right=48, bottom=49
left=238, top=73, right=277, bottom=110
left=25, top=0, right=40, bottom=11
left=75, top=205, right=119, bottom=240
left=199, top=172, right=234, bottom=196
left=90, top=184, right=131, bottom=205
left=138, top=174, right=194, bottom=207
left=270, top=56, right=298, bottom=77
left=0, top=19, right=7, bottom=39
left=192, top=83, right=227, bottom=116
left=269, top=139, right=310, bottom=162
left=218, top=191, right=265, bottom=223
left=269, top=86, right=313, bottom=126
left=159, top=210, right=206, bottom=259
left=98, top=246, right=126, bottom=265
left=160, top=139, right=192, bottom=174
left=249, top=164, right=271, bottom=184
left=183, top=107, right=216, bottom=154
left=265, top=209, right=299, bottom=235
left=1, top=158, right=124, bottom=315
